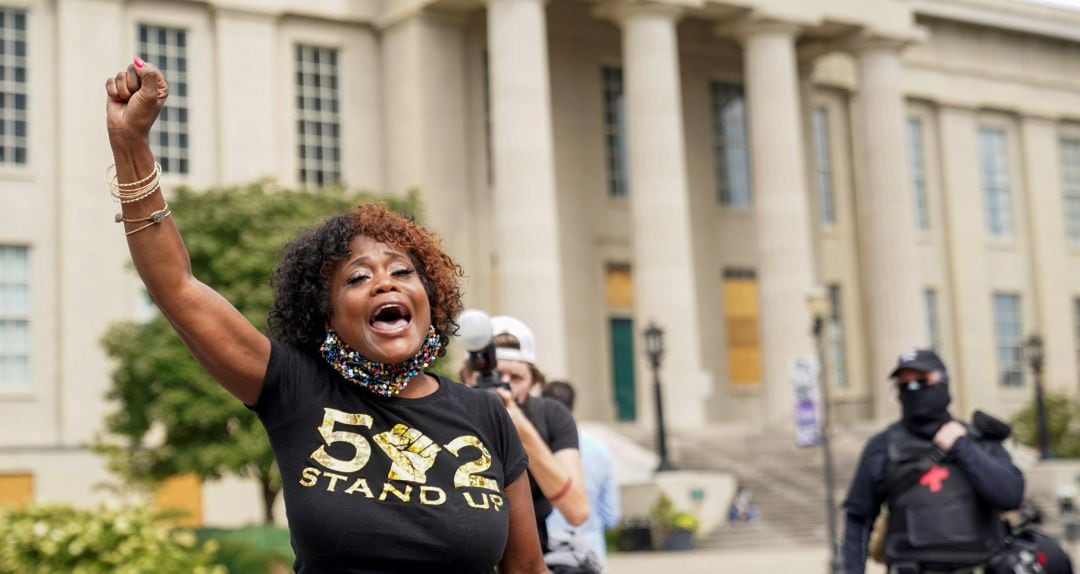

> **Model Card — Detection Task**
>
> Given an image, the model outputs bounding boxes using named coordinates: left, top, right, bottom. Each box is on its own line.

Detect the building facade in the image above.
left=3, top=0, right=1080, bottom=519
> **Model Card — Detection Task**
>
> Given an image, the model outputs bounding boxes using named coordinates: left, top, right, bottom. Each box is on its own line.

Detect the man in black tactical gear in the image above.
left=842, top=349, right=1025, bottom=574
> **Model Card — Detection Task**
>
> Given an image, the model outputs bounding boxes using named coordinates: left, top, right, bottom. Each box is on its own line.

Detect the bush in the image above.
left=0, top=503, right=223, bottom=574
left=197, top=525, right=292, bottom=573
left=649, top=494, right=699, bottom=534
left=648, top=494, right=699, bottom=549
left=1010, top=392, right=1080, bottom=458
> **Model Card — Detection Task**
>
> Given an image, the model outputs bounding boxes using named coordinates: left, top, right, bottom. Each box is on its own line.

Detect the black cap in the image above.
left=889, top=348, right=946, bottom=378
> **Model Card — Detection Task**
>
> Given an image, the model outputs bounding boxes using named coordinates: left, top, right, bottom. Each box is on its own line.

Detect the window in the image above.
left=925, top=289, right=941, bottom=353
left=979, top=128, right=1013, bottom=237
left=993, top=293, right=1023, bottom=388
left=154, top=474, right=202, bottom=527
left=482, top=50, right=493, bottom=185
left=723, top=269, right=761, bottom=386
left=1074, top=298, right=1080, bottom=387
left=138, top=24, right=189, bottom=175
left=601, top=66, right=628, bottom=198
left=812, top=107, right=835, bottom=225
left=604, top=263, right=633, bottom=310
left=909, top=118, right=930, bottom=231
left=0, top=8, right=28, bottom=166
left=605, top=264, right=635, bottom=421
left=0, top=246, right=29, bottom=388
left=711, top=82, right=751, bottom=208
left=827, top=284, right=847, bottom=389
left=1061, top=139, right=1080, bottom=244
left=296, top=45, right=341, bottom=187
left=0, top=473, right=32, bottom=508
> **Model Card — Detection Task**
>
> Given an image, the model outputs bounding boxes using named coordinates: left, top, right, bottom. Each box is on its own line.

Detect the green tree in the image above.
left=96, top=182, right=421, bottom=523
left=1011, top=392, right=1080, bottom=458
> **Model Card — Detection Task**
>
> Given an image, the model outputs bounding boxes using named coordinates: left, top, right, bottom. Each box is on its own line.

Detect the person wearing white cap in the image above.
left=490, top=315, right=591, bottom=553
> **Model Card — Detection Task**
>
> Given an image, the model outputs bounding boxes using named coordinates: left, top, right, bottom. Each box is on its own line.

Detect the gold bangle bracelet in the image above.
left=115, top=204, right=170, bottom=224
left=124, top=209, right=172, bottom=236
left=104, top=162, right=161, bottom=188
left=106, top=162, right=163, bottom=203
left=109, top=170, right=160, bottom=199
left=112, top=182, right=162, bottom=204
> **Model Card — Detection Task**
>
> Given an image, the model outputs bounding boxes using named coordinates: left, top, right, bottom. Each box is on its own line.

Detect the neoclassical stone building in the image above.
left=3, top=0, right=1080, bottom=519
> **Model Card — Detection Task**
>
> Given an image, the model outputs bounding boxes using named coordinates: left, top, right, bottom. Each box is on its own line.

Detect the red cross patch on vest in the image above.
left=919, top=465, right=950, bottom=493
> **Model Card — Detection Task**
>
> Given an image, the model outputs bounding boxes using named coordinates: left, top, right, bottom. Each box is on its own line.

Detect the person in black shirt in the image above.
left=102, top=59, right=546, bottom=573
left=842, top=349, right=1024, bottom=574
left=489, top=316, right=590, bottom=551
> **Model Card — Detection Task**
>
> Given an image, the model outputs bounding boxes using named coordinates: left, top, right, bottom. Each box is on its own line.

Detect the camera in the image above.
left=458, top=309, right=509, bottom=392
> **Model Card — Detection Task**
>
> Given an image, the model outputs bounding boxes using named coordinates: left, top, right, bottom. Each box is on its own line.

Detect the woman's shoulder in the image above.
left=269, top=337, right=316, bottom=363
left=435, top=376, right=510, bottom=423
left=267, top=338, right=336, bottom=382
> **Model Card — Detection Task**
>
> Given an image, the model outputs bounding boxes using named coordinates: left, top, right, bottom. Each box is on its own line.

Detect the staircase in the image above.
left=616, top=424, right=874, bottom=550
left=611, top=423, right=1072, bottom=557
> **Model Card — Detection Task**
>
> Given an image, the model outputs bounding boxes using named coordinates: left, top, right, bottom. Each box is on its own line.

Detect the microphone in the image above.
left=457, top=309, right=494, bottom=352
left=456, top=309, right=503, bottom=391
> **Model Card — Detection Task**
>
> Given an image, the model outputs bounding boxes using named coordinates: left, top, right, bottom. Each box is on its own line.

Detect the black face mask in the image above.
left=899, top=381, right=952, bottom=439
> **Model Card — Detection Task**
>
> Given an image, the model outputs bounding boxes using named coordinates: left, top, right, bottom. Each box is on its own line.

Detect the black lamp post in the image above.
left=1023, top=334, right=1052, bottom=459
left=807, top=289, right=843, bottom=574
left=644, top=322, right=676, bottom=472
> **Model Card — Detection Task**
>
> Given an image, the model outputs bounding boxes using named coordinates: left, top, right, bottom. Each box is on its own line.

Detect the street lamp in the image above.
left=1023, top=334, right=1052, bottom=459
left=643, top=322, right=676, bottom=472
left=807, top=288, right=843, bottom=574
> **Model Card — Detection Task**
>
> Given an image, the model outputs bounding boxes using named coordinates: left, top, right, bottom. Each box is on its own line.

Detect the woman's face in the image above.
left=327, top=235, right=433, bottom=364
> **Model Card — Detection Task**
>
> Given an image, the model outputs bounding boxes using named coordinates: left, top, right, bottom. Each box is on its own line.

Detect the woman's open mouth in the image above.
left=369, top=303, right=413, bottom=335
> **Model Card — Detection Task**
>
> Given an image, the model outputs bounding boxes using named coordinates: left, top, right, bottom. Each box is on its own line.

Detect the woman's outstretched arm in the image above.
left=105, top=58, right=269, bottom=405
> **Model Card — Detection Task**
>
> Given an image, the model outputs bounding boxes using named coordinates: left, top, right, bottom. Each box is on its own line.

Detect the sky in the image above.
left=1022, top=0, right=1080, bottom=11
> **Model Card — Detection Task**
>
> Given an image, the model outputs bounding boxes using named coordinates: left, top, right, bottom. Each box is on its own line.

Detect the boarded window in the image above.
left=723, top=269, right=761, bottom=386
left=154, top=473, right=203, bottom=527
left=0, top=473, right=32, bottom=508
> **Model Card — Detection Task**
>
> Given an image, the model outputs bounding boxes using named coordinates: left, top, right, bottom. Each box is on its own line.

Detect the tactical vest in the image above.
left=883, top=423, right=1004, bottom=566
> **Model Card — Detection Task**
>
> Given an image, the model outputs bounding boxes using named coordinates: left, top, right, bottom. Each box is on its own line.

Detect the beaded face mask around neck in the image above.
left=319, top=325, right=442, bottom=398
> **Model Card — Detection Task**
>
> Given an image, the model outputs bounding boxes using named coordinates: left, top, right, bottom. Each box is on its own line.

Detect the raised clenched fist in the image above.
left=105, top=57, right=169, bottom=148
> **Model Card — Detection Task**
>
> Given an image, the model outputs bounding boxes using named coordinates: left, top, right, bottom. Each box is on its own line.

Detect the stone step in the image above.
left=613, top=425, right=871, bottom=550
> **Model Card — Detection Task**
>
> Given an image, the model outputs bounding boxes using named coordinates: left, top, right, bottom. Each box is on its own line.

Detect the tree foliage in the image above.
left=1010, top=392, right=1080, bottom=458
left=97, top=182, right=421, bottom=522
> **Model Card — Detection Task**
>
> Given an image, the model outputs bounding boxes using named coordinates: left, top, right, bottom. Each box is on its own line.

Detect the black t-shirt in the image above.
left=251, top=340, right=529, bottom=574
left=520, top=395, right=579, bottom=547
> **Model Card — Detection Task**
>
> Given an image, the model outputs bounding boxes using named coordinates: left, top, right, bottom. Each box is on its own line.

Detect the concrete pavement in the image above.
left=606, top=546, right=890, bottom=574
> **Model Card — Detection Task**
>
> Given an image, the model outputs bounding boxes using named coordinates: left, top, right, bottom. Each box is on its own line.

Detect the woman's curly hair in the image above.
left=268, top=203, right=464, bottom=356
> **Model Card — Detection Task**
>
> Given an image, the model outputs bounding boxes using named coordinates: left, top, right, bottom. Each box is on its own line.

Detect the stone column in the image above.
left=57, top=0, right=130, bottom=444
left=214, top=9, right=278, bottom=185
left=381, top=10, right=473, bottom=303
left=939, top=106, right=992, bottom=414
left=739, top=21, right=818, bottom=425
left=853, top=39, right=927, bottom=419
left=1020, top=116, right=1078, bottom=393
left=614, top=2, right=707, bottom=428
left=487, top=0, right=569, bottom=377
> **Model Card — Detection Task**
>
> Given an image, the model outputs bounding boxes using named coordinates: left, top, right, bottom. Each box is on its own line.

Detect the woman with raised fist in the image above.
left=104, top=58, right=546, bottom=574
